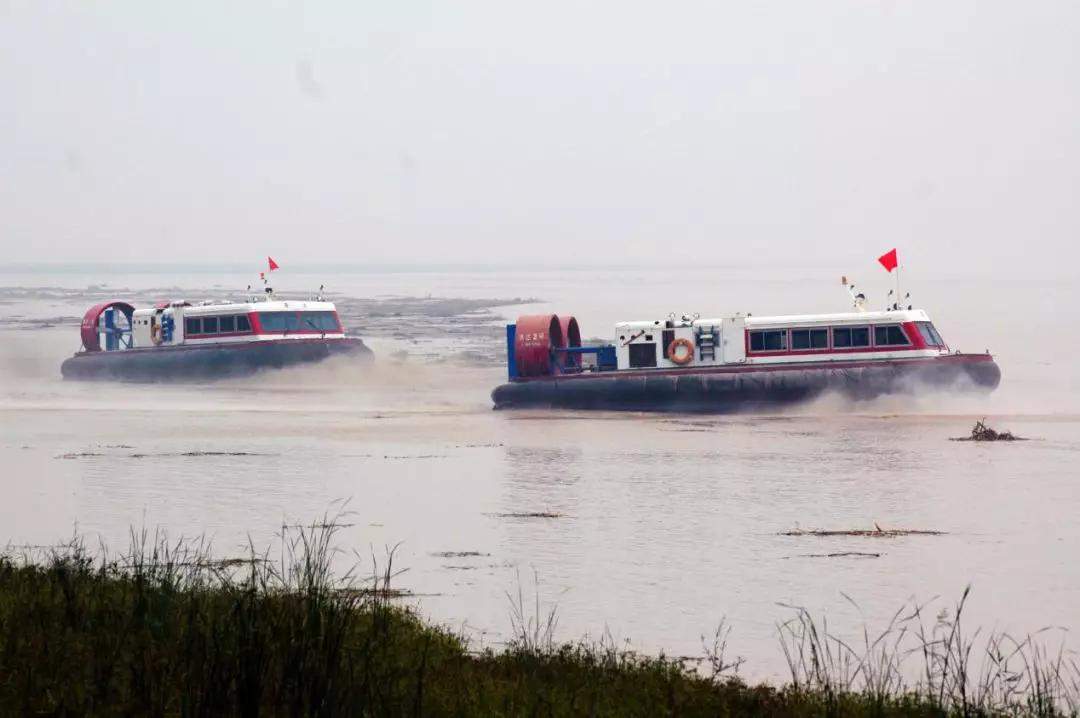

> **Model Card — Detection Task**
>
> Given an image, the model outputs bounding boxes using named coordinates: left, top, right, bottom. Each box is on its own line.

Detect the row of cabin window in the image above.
left=749, top=325, right=911, bottom=353
left=185, top=315, right=251, bottom=336
left=257, top=311, right=340, bottom=332
left=184, top=311, right=341, bottom=336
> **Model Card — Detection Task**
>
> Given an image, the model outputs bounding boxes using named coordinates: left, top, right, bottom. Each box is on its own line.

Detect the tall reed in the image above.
left=2, top=525, right=1077, bottom=716
left=777, top=586, right=1080, bottom=716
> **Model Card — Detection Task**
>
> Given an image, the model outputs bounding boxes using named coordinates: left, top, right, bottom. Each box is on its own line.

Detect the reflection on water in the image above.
left=1, top=269, right=1079, bottom=679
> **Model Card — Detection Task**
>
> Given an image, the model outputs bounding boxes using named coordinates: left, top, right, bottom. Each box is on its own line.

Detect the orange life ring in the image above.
left=667, top=338, right=694, bottom=365
left=150, top=322, right=162, bottom=346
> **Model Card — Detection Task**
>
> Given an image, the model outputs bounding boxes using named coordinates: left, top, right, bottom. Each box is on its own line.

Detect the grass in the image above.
left=1, top=523, right=1077, bottom=717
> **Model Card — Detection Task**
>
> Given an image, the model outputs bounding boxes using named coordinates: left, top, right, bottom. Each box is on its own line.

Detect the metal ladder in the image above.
left=696, top=326, right=717, bottom=362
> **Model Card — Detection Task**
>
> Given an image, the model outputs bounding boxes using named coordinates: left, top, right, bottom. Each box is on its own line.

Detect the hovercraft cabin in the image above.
left=508, top=309, right=951, bottom=379
left=121, top=300, right=343, bottom=350
left=617, top=309, right=948, bottom=370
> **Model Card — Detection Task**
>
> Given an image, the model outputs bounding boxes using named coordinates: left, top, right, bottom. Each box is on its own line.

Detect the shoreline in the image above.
left=2, top=526, right=1077, bottom=716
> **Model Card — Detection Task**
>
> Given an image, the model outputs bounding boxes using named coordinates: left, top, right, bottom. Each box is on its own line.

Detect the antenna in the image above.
left=895, top=259, right=902, bottom=311
left=843, top=276, right=867, bottom=312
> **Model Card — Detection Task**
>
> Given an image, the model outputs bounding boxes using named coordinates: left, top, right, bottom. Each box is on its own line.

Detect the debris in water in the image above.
left=783, top=552, right=882, bottom=559
left=486, top=512, right=566, bottom=519
left=127, top=451, right=274, bottom=458
left=55, top=452, right=104, bottom=459
left=951, top=419, right=1024, bottom=442
left=781, top=525, right=944, bottom=538
left=429, top=551, right=491, bottom=558
left=208, top=557, right=269, bottom=568
left=382, top=454, right=447, bottom=460
left=115, top=557, right=270, bottom=569
left=341, top=587, right=441, bottom=599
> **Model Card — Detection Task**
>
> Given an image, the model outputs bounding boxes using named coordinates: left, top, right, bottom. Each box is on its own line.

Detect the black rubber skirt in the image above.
left=491, top=356, right=1001, bottom=412
left=61, top=338, right=373, bottom=382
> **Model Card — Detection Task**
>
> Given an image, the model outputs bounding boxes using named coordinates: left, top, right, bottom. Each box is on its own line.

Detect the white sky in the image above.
left=1, top=1, right=1078, bottom=274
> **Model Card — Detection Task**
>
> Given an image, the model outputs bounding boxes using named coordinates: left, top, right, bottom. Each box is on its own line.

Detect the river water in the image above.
left=1, top=265, right=1077, bottom=679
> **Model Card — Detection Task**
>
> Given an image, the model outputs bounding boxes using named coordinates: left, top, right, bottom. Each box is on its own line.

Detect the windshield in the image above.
left=258, top=311, right=339, bottom=332
left=301, top=311, right=340, bottom=331
left=916, top=321, right=945, bottom=347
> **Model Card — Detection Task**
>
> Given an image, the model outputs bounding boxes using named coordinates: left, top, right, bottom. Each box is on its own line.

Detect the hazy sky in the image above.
left=2, top=1, right=1078, bottom=274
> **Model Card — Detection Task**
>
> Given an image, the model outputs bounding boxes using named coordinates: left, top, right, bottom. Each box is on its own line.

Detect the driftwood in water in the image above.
left=487, top=512, right=565, bottom=519
left=783, top=551, right=883, bottom=559
left=781, top=525, right=945, bottom=538
left=952, top=419, right=1023, bottom=442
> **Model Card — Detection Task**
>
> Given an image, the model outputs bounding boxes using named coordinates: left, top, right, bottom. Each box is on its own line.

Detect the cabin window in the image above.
left=874, top=325, right=910, bottom=346
left=791, top=328, right=829, bottom=350
left=749, top=330, right=787, bottom=352
left=259, top=313, right=285, bottom=331
left=185, top=317, right=201, bottom=335
left=916, top=322, right=944, bottom=346
left=202, top=316, right=219, bottom=334
left=628, top=342, right=657, bottom=368
left=237, top=315, right=251, bottom=332
left=832, top=326, right=870, bottom=348
left=219, top=316, right=236, bottom=333
left=300, top=311, right=340, bottom=332
left=258, top=312, right=301, bottom=331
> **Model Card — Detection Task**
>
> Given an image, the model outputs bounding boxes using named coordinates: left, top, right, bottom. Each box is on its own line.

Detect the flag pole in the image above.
left=895, top=262, right=901, bottom=310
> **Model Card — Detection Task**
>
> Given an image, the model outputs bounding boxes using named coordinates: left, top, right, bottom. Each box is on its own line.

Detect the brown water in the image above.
left=1, top=266, right=1078, bottom=679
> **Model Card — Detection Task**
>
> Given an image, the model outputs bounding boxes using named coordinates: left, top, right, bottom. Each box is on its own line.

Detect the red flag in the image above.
left=877, top=248, right=898, bottom=273
left=268, top=256, right=280, bottom=272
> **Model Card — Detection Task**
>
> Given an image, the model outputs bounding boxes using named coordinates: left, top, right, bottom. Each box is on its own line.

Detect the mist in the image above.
left=2, top=1, right=1078, bottom=277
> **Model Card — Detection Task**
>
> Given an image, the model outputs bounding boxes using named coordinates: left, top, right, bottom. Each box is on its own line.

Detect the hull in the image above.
left=61, top=337, right=372, bottom=382
left=491, top=354, right=1000, bottom=412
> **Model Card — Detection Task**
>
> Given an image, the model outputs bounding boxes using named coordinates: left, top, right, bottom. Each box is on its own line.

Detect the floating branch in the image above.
left=952, top=419, right=1024, bottom=442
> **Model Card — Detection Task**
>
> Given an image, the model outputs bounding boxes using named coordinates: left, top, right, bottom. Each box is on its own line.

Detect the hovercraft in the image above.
left=61, top=292, right=372, bottom=382
left=491, top=293, right=1000, bottom=412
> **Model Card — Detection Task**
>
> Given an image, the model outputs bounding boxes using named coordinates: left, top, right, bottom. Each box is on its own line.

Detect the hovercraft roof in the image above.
left=744, top=308, right=930, bottom=328
left=179, top=300, right=337, bottom=316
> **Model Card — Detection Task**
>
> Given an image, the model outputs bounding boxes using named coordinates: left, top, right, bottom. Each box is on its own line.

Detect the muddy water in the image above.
left=1, top=266, right=1078, bottom=679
